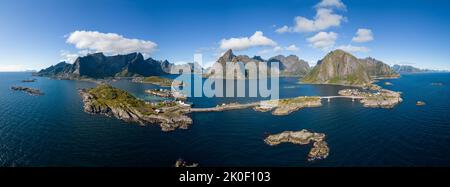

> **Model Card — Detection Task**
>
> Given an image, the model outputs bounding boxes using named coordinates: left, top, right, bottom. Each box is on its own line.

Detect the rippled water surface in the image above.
left=1, top=72, right=450, bottom=166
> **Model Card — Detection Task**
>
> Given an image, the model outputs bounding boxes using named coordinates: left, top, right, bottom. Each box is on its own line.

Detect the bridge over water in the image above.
left=189, top=95, right=366, bottom=112
left=319, top=96, right=365, bottom=102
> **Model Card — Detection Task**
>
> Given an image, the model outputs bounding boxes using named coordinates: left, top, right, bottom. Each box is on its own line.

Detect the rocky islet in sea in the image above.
left=338, top=88, right=403, bottom=108
left=175, top=158, right=199, bottom=167
left=11, top=86, right=43, bottom=96
left=264, top=130, right=330, bottom=161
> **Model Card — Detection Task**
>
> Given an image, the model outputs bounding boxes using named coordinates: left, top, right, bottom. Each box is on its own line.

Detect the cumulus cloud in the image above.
left=286, top=44, right=300, bottom=51
left=66, top=30, right=158, bottom=57
left=276, top=0, right=346, bottom=33
left=337, top=45, right=370, bottom=53
left=276, top=8, right=344, bottom=33
left=352, top=28, right=374, bottom=43
left=60, top=50, right=82, bottom=63
left=316, top=0, right=346, bottom=10
left=219, top=31, right=277, bottom=51
left=275, top=25, right=291, bottom=33
left=307, top=31, right=338, bottom=50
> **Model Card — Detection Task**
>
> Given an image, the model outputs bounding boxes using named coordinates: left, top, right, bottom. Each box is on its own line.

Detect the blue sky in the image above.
left=1, top=0, right=450, bottom=71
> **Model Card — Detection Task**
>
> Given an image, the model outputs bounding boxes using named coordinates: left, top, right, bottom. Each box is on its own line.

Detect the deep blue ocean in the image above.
left=1, top=72, right=450, bottom=167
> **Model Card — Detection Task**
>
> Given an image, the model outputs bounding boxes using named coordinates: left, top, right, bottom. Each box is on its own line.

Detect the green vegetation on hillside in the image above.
left=301, top=50, right=371, bottom=86
left=135, top=76, right=183, bottom=87
left=87, top=84, right=156, bottom=115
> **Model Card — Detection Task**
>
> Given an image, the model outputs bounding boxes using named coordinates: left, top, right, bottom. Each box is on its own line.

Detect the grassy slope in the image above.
left=87, top=84, right=156, bottom=115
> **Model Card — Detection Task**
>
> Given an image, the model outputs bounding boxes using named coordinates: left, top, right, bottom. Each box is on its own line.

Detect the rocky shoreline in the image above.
left=265, top=130, right=329, bottom=161
left=254, top=96, right=322, bottom=116
left=338, top=88, right=402, bottom=108
left=79, top=85, right=192, bottom=132
left=11, top=86, right=43, bottom=96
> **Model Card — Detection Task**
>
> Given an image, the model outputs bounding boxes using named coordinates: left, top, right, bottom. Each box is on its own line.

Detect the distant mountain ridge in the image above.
left=360, top=57, right=399, bottom=78
left=35, top=52, right=171, bottom=79
left=268, top=55, right=310, bottom=77
left=302, top=50, right=399, bottom=86
left=208, top=49, right=310, bottom=79
left=391, top=64, right=446, bottom=74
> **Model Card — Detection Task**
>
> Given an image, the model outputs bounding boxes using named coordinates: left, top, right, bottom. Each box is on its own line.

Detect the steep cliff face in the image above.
left=359, top=57, right=399, bottom=78
left=268, top=55, right=310, bottom=77
left=33, top=61, right=72, bottom=77
left=36, top=53, right=169, bottom=79
left=209, top=49, right=310, bottom=79
left=302, top=50, right=371, bottom=86
left=169, top=62, right=204, bottom=74
left=210, top=49, right=266, bottom=79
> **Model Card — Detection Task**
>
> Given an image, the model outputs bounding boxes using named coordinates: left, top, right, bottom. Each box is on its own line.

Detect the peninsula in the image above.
left=79, top=84, right=192, bottom=131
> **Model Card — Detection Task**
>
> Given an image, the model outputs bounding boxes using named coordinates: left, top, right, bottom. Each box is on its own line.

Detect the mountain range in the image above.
left=391, top=64, right=446, bottom=74
left=35, top=52, right=170, bottom=79
left=36, top=49, right=401, bottom=86
left=207, top=49, right=310, bottom=79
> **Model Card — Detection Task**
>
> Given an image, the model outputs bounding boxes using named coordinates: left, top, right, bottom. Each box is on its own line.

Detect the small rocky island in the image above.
left=11, top=86, right=43, bottom=96
left=254, top=96, right=322, bottom=115
left=21, top=78, right=37, bottom=83
left=79, top=84, right=192, bottom=132
left=132, top=76, right=183, bottom=87
left=431, top=82, right=444, bottom=86
left=264, top=130, right=329, bottom=161
left=338, top=88, right=402, bottom=108
left=175, top=158, right=199, bottom=167
left=416, top=101, right=426, bottom=106
left=190, top=96, right=322, bottom=116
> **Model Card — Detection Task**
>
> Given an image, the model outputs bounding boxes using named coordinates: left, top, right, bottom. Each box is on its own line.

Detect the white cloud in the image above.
left=307, top=31, right=338, bottom=50
left=337, top=45, right=370, bottom=53
left=286, top=44, right=300, bottom=51
left=60, top=50, right=80, bottom=63
left=277, top=8, right=344, bottom=33
left=219, top=31, right=277, bottom=51
left=66, top=30, right=158, bottom=57
left=316, top=0, right=346, bottom=10
left=276, top=0, right=346, bottom=34
left=275, top=25, right=291, bottom=33
left=352, top=28, right=374, bottom=43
